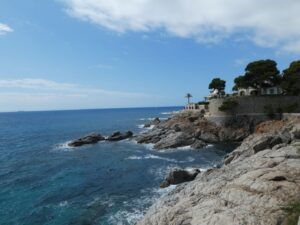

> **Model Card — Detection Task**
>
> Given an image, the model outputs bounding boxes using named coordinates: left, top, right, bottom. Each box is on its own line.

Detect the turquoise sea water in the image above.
left=0, top=107, right=235, bottom=225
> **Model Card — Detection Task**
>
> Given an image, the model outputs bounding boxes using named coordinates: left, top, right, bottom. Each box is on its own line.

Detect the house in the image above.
left=185, top=103, right=209, bottom=112
left=237, top=86, right=283, bottom=96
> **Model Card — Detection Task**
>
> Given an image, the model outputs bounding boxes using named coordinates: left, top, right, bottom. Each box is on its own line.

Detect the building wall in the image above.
left=207, top=96, right=300, bottom=117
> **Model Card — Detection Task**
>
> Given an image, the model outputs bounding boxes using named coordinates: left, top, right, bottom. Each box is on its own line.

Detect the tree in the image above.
left=233, top=59, right=281, bottom=90
left=232, top=75, right=249, bottom=91
left=185, top=93, right=193, bottom=104
left=281, top=60, right=300, bottom=95
left=209, top=78, right=226, bottom=92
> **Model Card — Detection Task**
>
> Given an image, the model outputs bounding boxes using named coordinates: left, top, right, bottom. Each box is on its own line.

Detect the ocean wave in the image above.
left=53, top=141, right=75, bottom=151
left=126, top=154, right=195, bottom=163
left=58, top=201, right=68, bottom=207
left=139, top=117, right=168, bottom=121
left=161, top=110, right=180, bottom=115
left=108, top=186, right=176, bottom=225
left=137, top=124, right=155, bottom=130
left=176, top=145, right=193, bottom=150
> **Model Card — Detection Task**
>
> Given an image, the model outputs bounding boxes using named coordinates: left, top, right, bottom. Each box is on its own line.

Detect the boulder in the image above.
left=144, top=117, right=161, bottom=128
left=160, top=168, right=200, bottom=188
left=199, top=131, right=219, bottom=143
left=107, top=131, right=133, bottom=141
left=290, top=123, right=300, bottom=139
left=68, top=133, right=105, bottom=147
left=154, top=132, right=194, bottom=149
left=191, top=139, right=207, bottom=149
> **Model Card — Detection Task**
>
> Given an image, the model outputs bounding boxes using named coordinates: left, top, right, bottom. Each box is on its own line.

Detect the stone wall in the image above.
left=208, top=96, right=300, bottom=117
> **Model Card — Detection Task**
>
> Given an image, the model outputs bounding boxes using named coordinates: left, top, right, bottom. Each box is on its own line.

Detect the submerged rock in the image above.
left=107, top=131, right=133, bottom=141
left=160, top=168, right=200, bottom=188
left=68, top=133, right=105, bottom=147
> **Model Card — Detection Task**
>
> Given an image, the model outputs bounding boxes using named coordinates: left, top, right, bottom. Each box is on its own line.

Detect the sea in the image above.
left=0, top=107, right=235, bottom=225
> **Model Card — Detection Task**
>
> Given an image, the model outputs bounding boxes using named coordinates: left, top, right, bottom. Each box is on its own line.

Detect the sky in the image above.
left=0, top=0, right=300, bottom=112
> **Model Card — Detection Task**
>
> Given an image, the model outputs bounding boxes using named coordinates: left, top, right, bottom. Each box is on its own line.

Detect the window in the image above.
left=269, top=88, right=274, bottom=95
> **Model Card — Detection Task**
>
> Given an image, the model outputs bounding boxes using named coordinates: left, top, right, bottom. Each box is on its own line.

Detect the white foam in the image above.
left=176, top=145, right=193, bottom=150
left=161, top=110, right=180, bottom=115
left=108, top=209, right=144, bottom=225
left=137, top=124, right=155, bottom=130
left=108, top=186, right=176, bottom=225
left=126, top=154, right=195, bottom=163
left=53, top=141, right=75, bottom=151
left=143, top=143, right=155, bottom=150
left=58, top=201, right=68, bottom=207
left=205, top=144, right=214, bottom=148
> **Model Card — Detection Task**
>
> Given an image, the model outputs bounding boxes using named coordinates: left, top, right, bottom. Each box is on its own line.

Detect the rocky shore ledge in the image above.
left=136, top=116, right=300, bottom=225
left=136, top=111, right=254, bottom=150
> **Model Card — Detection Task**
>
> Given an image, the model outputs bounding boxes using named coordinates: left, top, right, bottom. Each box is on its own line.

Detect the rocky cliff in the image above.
left=136, top=111, right=254, bottom=150
left=136, top=117, right=300, bottom=225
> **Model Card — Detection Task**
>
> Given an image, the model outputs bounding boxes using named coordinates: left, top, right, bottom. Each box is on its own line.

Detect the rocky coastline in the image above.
left=136, top=116, right=300, bottom=225
left=135, top=111, right=255, bottom=150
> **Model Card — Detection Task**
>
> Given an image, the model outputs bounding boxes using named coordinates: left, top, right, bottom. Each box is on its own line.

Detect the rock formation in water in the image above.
left=68, top=133, right=105, bottom=147
left=160, top=168, right=200, bottom=188
left=106, top=131, right=133, bottom=141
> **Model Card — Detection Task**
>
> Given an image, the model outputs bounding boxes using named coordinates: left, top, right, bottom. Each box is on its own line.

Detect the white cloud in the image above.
left=63, top=0, right=300, bottom=54
left=0, top=23, right=13, bottom=35
left=0, top=78, right=76, bottom=90
left=0, top=78, right=153, bottom=111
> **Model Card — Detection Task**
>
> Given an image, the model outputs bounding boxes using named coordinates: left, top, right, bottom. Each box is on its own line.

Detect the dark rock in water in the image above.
left=107, top=131, right=133, bottom=141
left=144, top=117, right=161, bottom=128
left=191, top=139, right=207, bottom=149
left=144, top=123, right=151, bottom=128
left=160, top=168, right=200, bottom=188
left=68, top=133, right=105, bottom=147
left=153, top=117, right=161, bottom=125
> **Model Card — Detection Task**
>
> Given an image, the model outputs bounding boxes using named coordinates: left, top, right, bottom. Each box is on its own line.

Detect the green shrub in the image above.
left=219, top=100, right=239, bottom=112
left=198, top=101, right=209, bottom=105
left=282, top=202, right=300, bottom=225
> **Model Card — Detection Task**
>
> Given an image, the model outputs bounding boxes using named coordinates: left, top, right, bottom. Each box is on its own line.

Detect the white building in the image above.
left=238, top=86, right=283, bottom=96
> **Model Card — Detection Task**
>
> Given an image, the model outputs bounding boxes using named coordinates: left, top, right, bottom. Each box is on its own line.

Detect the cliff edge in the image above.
left=136, top=117, right=300, bottom=225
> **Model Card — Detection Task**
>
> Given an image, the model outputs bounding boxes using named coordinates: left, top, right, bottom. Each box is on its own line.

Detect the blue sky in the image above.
left=0, top=0, right=300, bottom=112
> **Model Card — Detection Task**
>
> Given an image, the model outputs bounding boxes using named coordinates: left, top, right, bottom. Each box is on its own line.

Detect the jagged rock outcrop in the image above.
left=68, top=133, right=105, bottom=147
left=107, top=131, right=133, bottom=141
left=136, top=117, right=300, bottom=225
left=136, top=111, right=252, bottom=150
left=144, top=117, right=161, bottom=128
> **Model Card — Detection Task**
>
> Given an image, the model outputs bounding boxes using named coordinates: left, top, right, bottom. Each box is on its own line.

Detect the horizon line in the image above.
left=0, top=105, right=184, bottom=114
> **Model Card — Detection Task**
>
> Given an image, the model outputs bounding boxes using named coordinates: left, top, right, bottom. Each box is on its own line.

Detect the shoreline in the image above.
left=136, top=115, right=300, bottom=225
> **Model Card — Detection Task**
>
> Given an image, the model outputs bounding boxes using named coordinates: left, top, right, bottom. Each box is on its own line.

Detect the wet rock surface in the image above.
left=160, top=168, right=200, bottom=188
left=68, top=133, right=105, bottom=147
left=106, top=131, right=133, bottom=141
